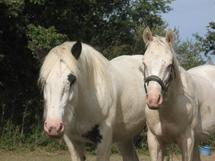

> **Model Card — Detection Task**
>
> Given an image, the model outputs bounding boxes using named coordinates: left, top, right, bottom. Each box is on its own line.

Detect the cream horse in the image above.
left=39, top=41, right=146, bottom=161
left=141, top=27, right=215, bottom=161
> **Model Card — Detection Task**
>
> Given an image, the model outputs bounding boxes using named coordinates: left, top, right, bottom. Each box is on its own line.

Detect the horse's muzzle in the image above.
left=44, top=120, right=64, bottom=138
left=145, top=91, right=163, bottom=109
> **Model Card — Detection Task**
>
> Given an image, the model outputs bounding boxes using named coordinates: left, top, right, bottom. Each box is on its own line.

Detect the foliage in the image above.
left=174, top=38, right=205, bottom=69
left=195, top=21, right=215, bottom=56
left=26, top=24, right=67, bottom=59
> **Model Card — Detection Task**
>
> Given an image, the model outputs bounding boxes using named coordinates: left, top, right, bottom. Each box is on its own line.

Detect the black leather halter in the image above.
left=144, top=65, right=175, bottom=95
left=144, top=75, right=166, bottom=94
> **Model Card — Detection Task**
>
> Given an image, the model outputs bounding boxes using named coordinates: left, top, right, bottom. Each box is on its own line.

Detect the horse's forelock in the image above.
left=38, top=42, right=79, bottom=89
left=38, top=42, right=111, bottom=94
left=150, top=36, right=169, bottom=47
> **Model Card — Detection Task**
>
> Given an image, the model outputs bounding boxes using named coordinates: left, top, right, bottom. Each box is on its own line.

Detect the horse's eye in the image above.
left=167, top=64, right=172, bottom=70
left=142, top=62, right=147, bottom=69
left=68, top=74, right=76, bottom=85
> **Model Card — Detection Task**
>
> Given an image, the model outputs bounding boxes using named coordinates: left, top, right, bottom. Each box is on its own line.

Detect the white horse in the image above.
left=39, top=41, right=146, bottom=161
left=141, top=27, right=215, bottom=161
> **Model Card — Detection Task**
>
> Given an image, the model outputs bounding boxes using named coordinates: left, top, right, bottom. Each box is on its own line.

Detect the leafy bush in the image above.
left=26, top=24, right=67, bottom=60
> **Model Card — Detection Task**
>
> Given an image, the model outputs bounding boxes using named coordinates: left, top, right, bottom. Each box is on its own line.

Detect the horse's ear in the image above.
left=165, top=30, right=174, bottom=46
left=143, top=27, right=153, bottom=45
left=71, top=41, right=82, bottom=59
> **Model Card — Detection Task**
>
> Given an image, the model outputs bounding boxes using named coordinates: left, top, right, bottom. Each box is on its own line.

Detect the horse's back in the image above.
left=110, top=55, right=144, bottom=93
left=188, top=65, right=215, bottom=138
left=110, top=55, right=144, bottom=86
left=110, top=55, right=146, bottom=140
left=111, top=55, right=143, bottom=69
left=188, top=64, right=215, bottom=85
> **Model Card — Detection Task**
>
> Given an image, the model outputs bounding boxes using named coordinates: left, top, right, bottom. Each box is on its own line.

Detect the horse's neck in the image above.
left=65, top=88, right=105, bottom=133
left=66, top=48, right=117, bottom=132
left=168, top=66, right=194, bottom=101
left=167, top=66, right=185, bottom=98
left=75, top=60, right=114, bottom=119
left=68, top=75, right=115, bottom=134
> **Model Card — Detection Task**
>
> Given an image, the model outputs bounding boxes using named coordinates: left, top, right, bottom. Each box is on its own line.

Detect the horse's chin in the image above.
left=45, top=130, right=64, bottom=139
left=147, top=104, right=161, bottom=110
left=47, top=133, right=64, bottom=139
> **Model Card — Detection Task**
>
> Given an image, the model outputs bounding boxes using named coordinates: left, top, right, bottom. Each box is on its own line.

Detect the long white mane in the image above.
left=39, top=42, right=113, bottom=102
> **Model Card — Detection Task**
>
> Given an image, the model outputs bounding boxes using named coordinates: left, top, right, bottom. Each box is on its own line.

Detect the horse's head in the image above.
left=39, top=41, right=82, bottom=137
left=142, top=27, right=176, bottom=109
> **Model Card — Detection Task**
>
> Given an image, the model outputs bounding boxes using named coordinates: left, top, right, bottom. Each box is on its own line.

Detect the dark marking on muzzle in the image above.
left=82, top=124, right=102, bottom=144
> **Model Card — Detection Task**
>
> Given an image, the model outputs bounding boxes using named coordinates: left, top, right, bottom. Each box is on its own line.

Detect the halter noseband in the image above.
left=144, top=75, right=166, bottom=94
left=144, top=65, right=175, bottom=95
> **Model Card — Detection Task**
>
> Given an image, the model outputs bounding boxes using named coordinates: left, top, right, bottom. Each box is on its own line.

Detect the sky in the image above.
left=162, top=0, right=215, bottom=41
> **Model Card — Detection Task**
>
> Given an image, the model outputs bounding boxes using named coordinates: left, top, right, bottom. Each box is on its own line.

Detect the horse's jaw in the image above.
left=147, top=105, right=161, bottom=110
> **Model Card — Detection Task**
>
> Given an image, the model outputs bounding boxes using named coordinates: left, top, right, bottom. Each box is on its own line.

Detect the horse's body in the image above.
left=111, top=55, right=147, bottom=142
left=141, top=27, right=215, bottom=161
left=188, top=65, right=215, bottom=138
left=39, top=41, right=146, bottom=161
left=144, top=65, right=199, bottom=161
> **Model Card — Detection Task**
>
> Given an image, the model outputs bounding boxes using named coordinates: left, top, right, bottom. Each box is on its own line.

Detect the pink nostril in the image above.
left=49, top=127, right=53, bottom=133
left=157, top=95, right=161, bottom=103
left=58, top=123, right=64, bottom=132
left=158, top=94, right=163, bottom=105
left=44, top=121, right=54, bottom=133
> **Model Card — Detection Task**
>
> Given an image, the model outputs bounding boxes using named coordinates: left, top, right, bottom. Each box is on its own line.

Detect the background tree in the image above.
left=195, top=21, right=215, bottom=56
left=174, top=29, right=205, bottom=69
left=195, top=21, right=215, bottom=64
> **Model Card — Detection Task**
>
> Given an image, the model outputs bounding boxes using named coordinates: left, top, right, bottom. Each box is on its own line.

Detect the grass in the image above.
left=0, top=149, right=151, bottom=161
left=0, top=148, right=214, bottom=161
left=0, top=150, right=70, bottom=161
